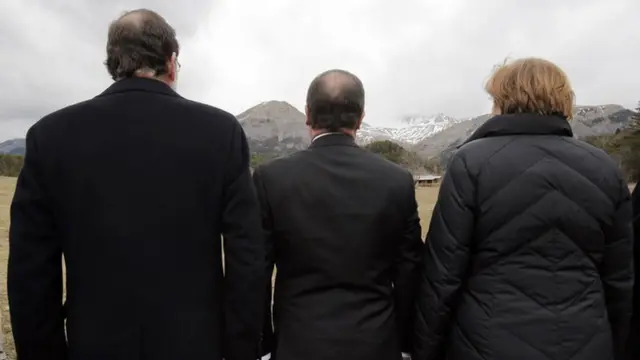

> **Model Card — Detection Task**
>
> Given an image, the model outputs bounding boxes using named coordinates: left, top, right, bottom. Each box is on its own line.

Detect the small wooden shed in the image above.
left=414, top=174, right=442, bottom=187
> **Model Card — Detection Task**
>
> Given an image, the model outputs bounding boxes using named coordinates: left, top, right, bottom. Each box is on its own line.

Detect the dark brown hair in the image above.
left=104, top=9, right=179, bottom=80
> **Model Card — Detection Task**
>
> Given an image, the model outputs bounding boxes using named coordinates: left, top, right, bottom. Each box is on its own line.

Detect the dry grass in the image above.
left=416, top=186, right=439, bottom=236
left=0, top=178, right=438, bottom=359
left=0, top=177, right=15, bottom=359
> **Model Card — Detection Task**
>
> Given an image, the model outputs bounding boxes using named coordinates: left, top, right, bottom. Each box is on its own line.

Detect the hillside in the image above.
left=364, top=140, right=431, bottom=173
left=583, top=107, right=640, bottom=181
left=0, top=139, right=25, bottom=156
left=358, top=113, right=466, bottom=145
left=411, top=114, right=492, bottom=160
left=237, top=100, right=310, bottom=157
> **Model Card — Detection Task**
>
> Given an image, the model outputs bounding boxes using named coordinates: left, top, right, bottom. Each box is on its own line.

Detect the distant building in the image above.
left=413, top=174, right=441, bottom=187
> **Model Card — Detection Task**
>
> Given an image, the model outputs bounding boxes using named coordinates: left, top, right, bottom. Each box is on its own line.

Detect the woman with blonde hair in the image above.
left=413, top=58, right=634, bottom=360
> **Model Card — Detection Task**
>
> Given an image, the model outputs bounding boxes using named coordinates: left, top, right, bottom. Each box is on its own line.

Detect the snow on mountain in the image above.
left=357, top=113, right=467, bottom=145
left=236, top=102, right=634, bottom=158
left=356, top=123, right=394, bottom=144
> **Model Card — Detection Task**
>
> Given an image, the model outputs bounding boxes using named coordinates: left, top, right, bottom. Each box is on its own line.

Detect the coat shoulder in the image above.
left=256, top=146, right=413, bottom=186
left=32, top=95, right=240, bottom=136
left=456, top=135, right=620, bottom=176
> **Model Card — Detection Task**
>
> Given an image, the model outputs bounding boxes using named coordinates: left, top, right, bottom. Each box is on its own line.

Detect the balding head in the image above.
left=118, top=9, right=146, bottom=24
left=105, top=9, right=180, bottom=82
left=305, top=69, right=365, bottom=133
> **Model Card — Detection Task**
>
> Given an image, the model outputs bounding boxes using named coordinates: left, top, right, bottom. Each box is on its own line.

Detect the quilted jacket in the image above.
left=413, top=113, right=634, bottom=360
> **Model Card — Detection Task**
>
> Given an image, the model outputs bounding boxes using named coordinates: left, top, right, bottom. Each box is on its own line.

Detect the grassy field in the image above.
left=0, top=177, right=14, bottom=359
left=0, top=176, right=440, bottom=358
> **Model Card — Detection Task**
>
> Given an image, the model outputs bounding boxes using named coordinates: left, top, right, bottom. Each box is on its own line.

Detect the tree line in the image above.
left=583, top=101, right=640, bottom=182
left=0, top=154, right=24, bottom=177
left=250, top=139, right=443, bottom=174
left=363, top=140, right=442, bottom=174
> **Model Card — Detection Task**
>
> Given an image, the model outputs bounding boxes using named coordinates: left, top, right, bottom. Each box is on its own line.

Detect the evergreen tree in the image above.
left=632, top=101, right=640, bottom=129
left=0, top=154, right=24, bottom=177
left=365, top=140, right=406, bottom=164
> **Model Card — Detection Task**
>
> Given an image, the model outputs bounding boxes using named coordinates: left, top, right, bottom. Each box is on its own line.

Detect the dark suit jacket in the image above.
left=7, top=78, right=265, bottom=360
left=628, top=184, right=640, bottom=359
left=252, top=133, right=423, bottom=360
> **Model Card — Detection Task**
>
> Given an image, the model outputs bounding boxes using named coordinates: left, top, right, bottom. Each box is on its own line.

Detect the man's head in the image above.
left=485, top=57, right=575, bottom=120
left=305, top=69, right=365, bottom=138
left=105, top=9, right=180, bottom=89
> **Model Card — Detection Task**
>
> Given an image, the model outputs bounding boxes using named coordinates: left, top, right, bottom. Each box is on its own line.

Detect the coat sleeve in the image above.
left=601, top=177, right=634, bottom=360
left=628, top=184, right=640, bottom=359
left=413, top=153, right=476, bottom=360
left=221, top=120, right=266, bottom=360
left=252, top=167, right=276, bottom=357
left=393, top=172, right=424, bottom=354
left=7, top=126, right=67, bottom=360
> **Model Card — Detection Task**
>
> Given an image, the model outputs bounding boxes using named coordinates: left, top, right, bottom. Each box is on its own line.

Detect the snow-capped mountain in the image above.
left=235, top=102, right=469, bottom=149
left=357, top=113, right=466, bottom=145
left=0, top=102, right=634, bottom=162
left=234, top=101, right=467, bottom=152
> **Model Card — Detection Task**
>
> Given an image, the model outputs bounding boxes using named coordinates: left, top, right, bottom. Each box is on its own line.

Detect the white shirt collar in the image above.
left=311, top=132, right=347, bottom=143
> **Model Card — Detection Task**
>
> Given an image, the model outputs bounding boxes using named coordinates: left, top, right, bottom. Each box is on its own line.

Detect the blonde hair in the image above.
left=485, top=57, right=575, bottom=120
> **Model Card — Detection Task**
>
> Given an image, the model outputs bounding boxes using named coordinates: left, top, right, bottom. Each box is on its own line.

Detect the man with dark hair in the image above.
left=104, top=9, right=181, bottom=83
left=253, top=69, right=422, bottom=360
left=8, top=9, right=264, bottom=360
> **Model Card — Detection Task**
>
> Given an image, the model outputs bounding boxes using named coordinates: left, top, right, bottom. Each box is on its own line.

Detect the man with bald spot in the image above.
left=8, top=9, right=264, bottom=360
left=253, top=69, right=422, bottom=360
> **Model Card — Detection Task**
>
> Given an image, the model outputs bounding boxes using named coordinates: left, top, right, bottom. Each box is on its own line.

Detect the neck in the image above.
left=131, top=72, right=173, bottom=88
left=310, top=128, right=356, bottom=140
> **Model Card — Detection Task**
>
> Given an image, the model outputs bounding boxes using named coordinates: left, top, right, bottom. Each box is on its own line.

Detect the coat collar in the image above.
left=461, top=113, right=573, bottom=147
left=96, top=77, right=180, bottom=98
left=309, top=132, right=358, bottom=148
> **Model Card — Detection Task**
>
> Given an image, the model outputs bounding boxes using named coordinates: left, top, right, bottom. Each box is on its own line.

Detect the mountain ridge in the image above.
left=0, top=102, right=634, bottom=160
left=358, top=113, right=467, bottom=146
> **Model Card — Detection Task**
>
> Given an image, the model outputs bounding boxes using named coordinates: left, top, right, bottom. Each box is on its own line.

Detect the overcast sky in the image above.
left=1, top=0, right=638, bottom=140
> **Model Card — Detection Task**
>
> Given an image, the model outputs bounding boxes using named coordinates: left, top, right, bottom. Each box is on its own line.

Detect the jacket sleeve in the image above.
left=252, top=167, right=276, bottom=357
left=628, top=184, right=640, bottom=359
left=413, top=153, right=476, bottom=360
left=221, top=120, right=266, bottom=360
left=602, top=177, right=634, bottom=360
left=7, top=126, right=67, bottom=360
left=393, top=172, right=424, bottom=354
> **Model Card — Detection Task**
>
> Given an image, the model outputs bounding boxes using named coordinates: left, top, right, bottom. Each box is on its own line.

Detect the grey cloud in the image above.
left=0, top=0, right=638, bottom=140
left=364, top=0, right=639, bottom=121
left=0, top=0, right=215, bottom=139
left=38, top=0, right=213, bottom=38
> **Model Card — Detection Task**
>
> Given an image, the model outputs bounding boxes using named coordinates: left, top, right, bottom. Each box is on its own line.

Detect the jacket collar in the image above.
left=309, top=132, right=358, bottom=148
left=96, top=77, right=180, bottom=98
left=461, top=113, right=573, bottom=147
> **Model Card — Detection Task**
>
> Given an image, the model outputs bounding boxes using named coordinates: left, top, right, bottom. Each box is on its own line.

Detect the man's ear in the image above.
left=167, top=52, right=178, bottom=81
left=305, top=105, right=311, bottom=127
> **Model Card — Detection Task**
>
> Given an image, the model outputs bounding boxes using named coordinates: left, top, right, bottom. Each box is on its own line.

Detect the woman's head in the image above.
left=485, top=58, right=575, bottom=120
